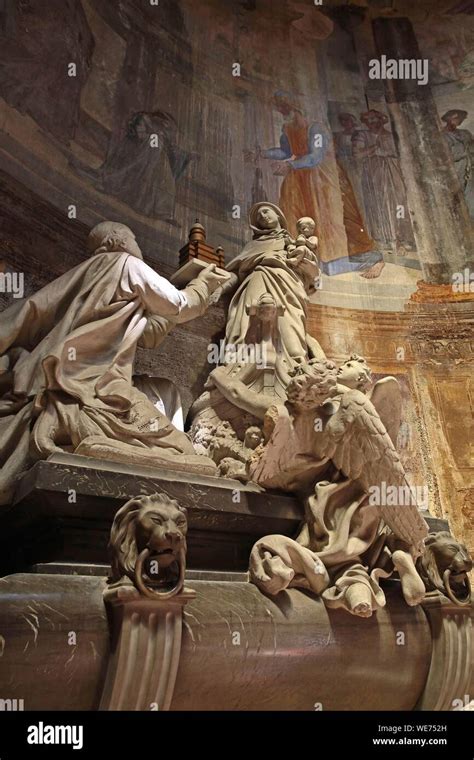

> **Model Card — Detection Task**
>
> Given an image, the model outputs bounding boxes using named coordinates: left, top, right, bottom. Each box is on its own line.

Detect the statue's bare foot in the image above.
left=360, top=261, right=385, bottom=279
left=352, top=601, right=372, bottom=618
left=392, top=549, right=425, bottom=606
left=345, top=582, right=373, bottom=618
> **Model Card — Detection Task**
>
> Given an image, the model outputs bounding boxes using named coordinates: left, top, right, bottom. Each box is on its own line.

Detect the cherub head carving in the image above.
left=108, top=492, right=188, bottom=598
left=296, top=216, right=317, bottom=239
left=287, top=359, right=338, bottom=412
left=337, top=354, right=372, bottom=392
left=244, top=426, right=264, bottom=450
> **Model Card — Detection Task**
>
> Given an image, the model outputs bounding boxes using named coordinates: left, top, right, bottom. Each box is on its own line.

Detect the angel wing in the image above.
left=321, top=389, right=428, bottom=554
left=368, top=376, right=402, bottom=447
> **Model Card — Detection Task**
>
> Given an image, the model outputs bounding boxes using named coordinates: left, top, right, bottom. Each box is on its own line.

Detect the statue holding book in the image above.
left=0, top=221, right=229, bottom=504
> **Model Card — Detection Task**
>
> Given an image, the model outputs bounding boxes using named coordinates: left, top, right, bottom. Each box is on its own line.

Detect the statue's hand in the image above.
left=208, top=271, right=239, bottom=304
left=204, top=365, right=225, bottom=390
left=203, top=374, right=215, bottom=390
left=195, top=264, right=232, bottom=295
left=288, top=250, right=320, bottom=284
left=286, top=246, right=307, bottom=267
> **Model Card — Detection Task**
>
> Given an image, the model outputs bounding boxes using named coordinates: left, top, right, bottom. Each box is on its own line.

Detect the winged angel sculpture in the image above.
left=248, top=355, right=429, bottom=618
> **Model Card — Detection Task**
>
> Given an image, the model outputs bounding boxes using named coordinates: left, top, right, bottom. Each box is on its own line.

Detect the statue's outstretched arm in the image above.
left=138, top=315, right=174, bottom=349
left=209, top=365, right=275, bottom=420
left=209, top=271, right=239, bottom=304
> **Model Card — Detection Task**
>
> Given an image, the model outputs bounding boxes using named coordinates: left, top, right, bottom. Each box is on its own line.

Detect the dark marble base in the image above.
left=0, top=455, right=449, bottom=577
left=0, top=453, right=302, bottom=575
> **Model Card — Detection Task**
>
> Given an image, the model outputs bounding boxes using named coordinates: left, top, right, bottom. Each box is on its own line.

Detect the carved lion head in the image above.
left=109, top=493, right=188, bottom=587
left=418, top=531, right=472, bottom=606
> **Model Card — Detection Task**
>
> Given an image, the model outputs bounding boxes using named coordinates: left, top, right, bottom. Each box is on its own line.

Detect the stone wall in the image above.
left=307, top=298, right=474, bottom=557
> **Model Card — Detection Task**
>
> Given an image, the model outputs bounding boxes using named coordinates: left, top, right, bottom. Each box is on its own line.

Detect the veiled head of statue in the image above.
left=249, top=202, right=288, bottom=236
left=87, top=221, right=143, bottom=260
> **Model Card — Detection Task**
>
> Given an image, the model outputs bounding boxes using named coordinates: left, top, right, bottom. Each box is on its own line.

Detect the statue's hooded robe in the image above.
left=225, top=202, right=324, bottom=401
left=0, top=250, right=202, bottom=506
